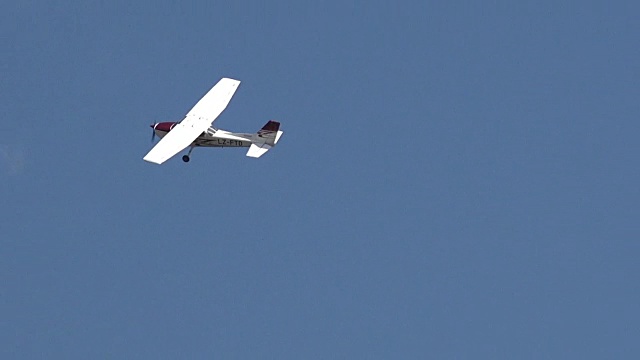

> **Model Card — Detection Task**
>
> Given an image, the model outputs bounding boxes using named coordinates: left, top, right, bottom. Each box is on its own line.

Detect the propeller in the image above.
left=150, top=122, right=157, bottom=142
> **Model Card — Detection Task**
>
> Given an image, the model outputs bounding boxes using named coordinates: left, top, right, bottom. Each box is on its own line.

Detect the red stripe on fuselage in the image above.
left=154, top=122, right=178, bottom=132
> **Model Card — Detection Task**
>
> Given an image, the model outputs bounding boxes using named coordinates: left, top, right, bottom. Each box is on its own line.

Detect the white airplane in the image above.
left=143, top=78, right=283, bottom=164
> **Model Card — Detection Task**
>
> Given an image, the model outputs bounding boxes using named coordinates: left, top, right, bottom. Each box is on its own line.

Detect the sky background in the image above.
left=1, top=1, right=639, bottom=358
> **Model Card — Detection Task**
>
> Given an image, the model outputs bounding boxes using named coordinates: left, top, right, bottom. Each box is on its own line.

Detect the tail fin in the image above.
left=257, top=120, right=280, bottom=144
left=246, top=120, right=284, bottom=158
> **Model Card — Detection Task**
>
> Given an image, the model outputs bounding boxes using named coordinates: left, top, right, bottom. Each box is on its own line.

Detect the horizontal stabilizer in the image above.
left=246, top=143, right=272, bottom=158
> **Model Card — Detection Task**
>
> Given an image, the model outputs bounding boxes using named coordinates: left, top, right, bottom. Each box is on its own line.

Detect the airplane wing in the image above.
left=143, top=78, right=241, bottom=164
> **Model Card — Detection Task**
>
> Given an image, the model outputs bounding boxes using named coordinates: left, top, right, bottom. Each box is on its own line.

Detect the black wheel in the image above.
left=182, top=155, right=190, bottom=163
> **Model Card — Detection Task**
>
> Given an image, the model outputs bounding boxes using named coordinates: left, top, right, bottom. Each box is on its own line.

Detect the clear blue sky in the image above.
left=2, top=1, right=639, bottom=358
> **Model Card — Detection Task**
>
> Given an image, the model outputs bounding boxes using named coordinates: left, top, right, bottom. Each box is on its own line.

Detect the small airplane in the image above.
left=143, top=78, right=283, bottom=164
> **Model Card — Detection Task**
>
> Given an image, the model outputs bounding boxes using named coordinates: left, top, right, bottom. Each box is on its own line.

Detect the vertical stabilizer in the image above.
left=246, top=120, right=283, bottom=158
left=257, top=120, right=280, bottom=145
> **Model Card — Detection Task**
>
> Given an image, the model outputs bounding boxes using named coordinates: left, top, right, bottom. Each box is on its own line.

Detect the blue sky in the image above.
left=2, top=1, right=639, bottom=358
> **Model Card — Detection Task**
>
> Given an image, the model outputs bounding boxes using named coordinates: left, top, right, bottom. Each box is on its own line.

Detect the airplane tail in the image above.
left=246, top=120, right=283, bottom=158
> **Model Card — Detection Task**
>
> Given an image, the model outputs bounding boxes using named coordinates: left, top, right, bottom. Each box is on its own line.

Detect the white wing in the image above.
left=185, top=77, right=241, bottom=123
left=143, top=123, right=208, bottom=164
left=143, top=78, right=241, bottom=164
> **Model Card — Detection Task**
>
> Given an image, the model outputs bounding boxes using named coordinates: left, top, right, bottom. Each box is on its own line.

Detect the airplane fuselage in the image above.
left=152, top=122, right=253, bottom=148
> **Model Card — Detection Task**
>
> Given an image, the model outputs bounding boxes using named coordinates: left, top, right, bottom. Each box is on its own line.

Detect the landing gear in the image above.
left=182, top=146, right=194, bottom=163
